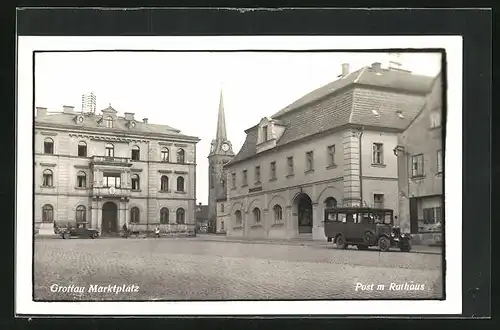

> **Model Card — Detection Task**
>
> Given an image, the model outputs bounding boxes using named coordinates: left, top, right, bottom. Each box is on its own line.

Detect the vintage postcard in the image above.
left=16, top=35, right=463, bottom=316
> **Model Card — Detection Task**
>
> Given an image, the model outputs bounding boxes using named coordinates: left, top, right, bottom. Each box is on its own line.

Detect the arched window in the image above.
left=177, top=177, right=185, bottom=192
left=324, top=197, right=337, bottom=208
left=160, top=207, right=169, bottom=224
left=42, top=204, right=54, bottom=222
left=160, top=175, right=169, bottom=192
left=273, top=205, right=283, bottom=224
left=253, top=207, right=261, bottom=223
left=44, top=138, right=54, bottom=154
left=130, top=207, right=140, bottom=223
left=105, top=143, right=114, bottom=157
left=77, top=171, right=86, bottom=188
left=77, top=141, right=87, bottom=157
left=131, top=174, right=140, bottom=190
left=76, top=205, right=86, bottom=224
left=105, top=116, right=113, bottom=128
left=234, top=210, right=242, bottom=225
left=176, top=208, right=185, bottom=224
left=160, top=147, right=170, bottom=162
left=177, top=149, right=185, bottom=164
left=131, top=145, right=140, bottom=160
left=42, top=169, right=53, bottom=187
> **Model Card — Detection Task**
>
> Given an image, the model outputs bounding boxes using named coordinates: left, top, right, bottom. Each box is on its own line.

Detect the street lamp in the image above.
left=393, top=145, right=405, bottom=156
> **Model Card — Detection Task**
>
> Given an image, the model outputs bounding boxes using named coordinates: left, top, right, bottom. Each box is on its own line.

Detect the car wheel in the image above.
left=336, top=235, right=348, bottom=249
left=378, top=236, right=391, bottom=252
left=363, top=230, right=375, bottom=244
left=357, top=244, right=369, bottom=250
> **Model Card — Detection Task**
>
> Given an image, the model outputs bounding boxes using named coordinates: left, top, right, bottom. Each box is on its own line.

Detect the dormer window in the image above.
left=262, top=125, right=268, bottom=142
left=104, top=116, right=113, bottom=128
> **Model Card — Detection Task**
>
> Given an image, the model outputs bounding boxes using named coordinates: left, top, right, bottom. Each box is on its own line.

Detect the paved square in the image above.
left=34, top=237, right=443, bottom=301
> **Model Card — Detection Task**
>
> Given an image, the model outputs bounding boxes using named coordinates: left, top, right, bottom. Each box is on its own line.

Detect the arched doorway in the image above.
left=101, top=202, right=118, bottom=235
left=295, top=193, right=313, bottom=233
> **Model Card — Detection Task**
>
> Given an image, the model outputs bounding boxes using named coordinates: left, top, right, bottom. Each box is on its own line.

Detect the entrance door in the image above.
left=297, top=194, right=313, bottom=233
left=101, top=202, right=118, bottom=235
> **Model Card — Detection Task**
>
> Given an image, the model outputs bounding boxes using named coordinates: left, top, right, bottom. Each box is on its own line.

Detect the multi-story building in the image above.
left=34, top=104, right=200, bottom=235
left=223, top=62, right=435, bottom=240
left=396, top=72, right=444, bottom=245
left=207, top=91, right=235, bottom=233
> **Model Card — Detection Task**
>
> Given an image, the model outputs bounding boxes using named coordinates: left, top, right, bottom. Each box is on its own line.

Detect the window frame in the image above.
left=262, top=125, right=268, bottom=142
left=327, top=145, right=336, bottom=166
left=160, top=147, right=170, bottom=162
left=231, top=172, right=236, bottom=188
left=273, top=205, right=283, bottom=224
left=131, top=145, right=140, bottom=161
left=242, top=169, right=248, bottom=186
left=176, top=149, right=185, bottom=164
left=372, top=143, right=384, bottom=165
left=287, top=156, right=294, bottom=175
left=42, top=204, right=54, bottom=223
left=234, top=210, right=242, bottom=225
left=77, top=141, right=87, bottom=157
left=160, top=207, right=169, bottom=224
left=104, top=116, right=114, bottom=128
left=43, top=138, right=54, bottom=154
left=437, top=150, right=443, bottom=174
left=76, top=171, right=87, bottom=188
left=176, top=208, right=186, bottom=224
left=373, top=193, right=385, bottom=209
left=411, top=153, right=425, bottom=177
left=130, top=207, right=140, bottom=223
left=306, top=151, right=314, bottom=171
left=270, top=161, right=276, bottom=179
left=255, top=165, right=261, bottom=183
left=131, top=174, right=140, bottom=191
left=76, top=205, right=86, bottom=224
left=253, top=207, right=261, bottom=223
left=176, top=176, right=185, bottom=192
left=105, top=143, right=115, bottom=157
left=42, top=169, right=53, bottom=187
left=160, top=175, right=169, bottom=192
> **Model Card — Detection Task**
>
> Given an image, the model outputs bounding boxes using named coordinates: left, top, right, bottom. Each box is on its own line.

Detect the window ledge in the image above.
left=286, top=174, right=295, bottom=178
left=271, top=223, right=284, bottom=227
left=233, top=226, right=243, bottom=230
left=371, top=163, right=386, bottom=168
left=250, top=224, right=263, bottom=228
left=41, top=186, right=55, bottom=189
left=75, top=187, right=88, bottom=190
left=241, top=184, right=248, bottom=188
left=131, top=189, right=142, bottom=192
left=436, top=172, right=443, bottom=176
left=269, top=177, right=277, bottom=182
left=326, top=164, right=338, bottom=169
left=304, top=169, right=315, bottom=174
left=411, top=175, right=426, bottom=180
left=158, top=190, right=172, bottom=193
left=175, top=191, right=187, bottom=194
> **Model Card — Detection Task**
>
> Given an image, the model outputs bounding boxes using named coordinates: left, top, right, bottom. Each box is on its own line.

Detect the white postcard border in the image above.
left=16, top=35, right=462, bottom=316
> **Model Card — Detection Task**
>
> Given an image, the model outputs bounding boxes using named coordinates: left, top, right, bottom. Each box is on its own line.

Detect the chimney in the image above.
left=143, top=118, right=148, bottom=124
left=371, top=62, right=382, bottom=73
left=36, top=107, right=47, bottom=117
left=63, top=105, right=75, bottom=114
left=341, top=63, right=350, bottom=77
left=124, top=112, right=135, bottom=121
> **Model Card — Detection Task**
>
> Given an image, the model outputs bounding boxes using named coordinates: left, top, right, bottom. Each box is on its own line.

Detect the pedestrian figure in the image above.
left=154, top=225, right=160, bottom=238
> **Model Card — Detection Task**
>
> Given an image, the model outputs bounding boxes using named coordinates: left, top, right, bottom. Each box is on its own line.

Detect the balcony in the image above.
left=91, top=156, right=132, bottom=167
left=92, top=186, right=131, bottom=198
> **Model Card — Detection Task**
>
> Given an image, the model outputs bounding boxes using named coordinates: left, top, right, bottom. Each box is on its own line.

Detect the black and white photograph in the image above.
left=16, top=34, right=463, bottom=316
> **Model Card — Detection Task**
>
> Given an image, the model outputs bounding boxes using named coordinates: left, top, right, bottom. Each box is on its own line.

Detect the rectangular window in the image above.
left=270, top=161, right=276, bottom=179
left=262, top=125, right=268, bottom=141
left=255, top=166, right=261, bottom=183
left=287, top=157, right=294, bottom=175
left=437, top=150, right=443, bottom=174
left=372, top=143, right=384, bottom=165
left=373, top=194, right=384, bottom=209
left=412, top=154, right=424, bottom=177
left=103, top=173, right=121, bottom=188
left=77, top=175, right=86, bottom=188
left=306, top=151, right=314, bottom=171
left=220, top=203, right=224, bottom=213
left=44, top=141, right=54, bottom=154
left=327, top=145, right=335, bottom=166
left=430, top=111, right=441, bottom=128
left=419, top=206, right=442, bottom=233
left=105, top=146, right=114, bottom=157
left=242, top=170, right=248, bottom=186
left=231, top=173, right=236, bottom=188
left=78, top=145, right=87, bottom=157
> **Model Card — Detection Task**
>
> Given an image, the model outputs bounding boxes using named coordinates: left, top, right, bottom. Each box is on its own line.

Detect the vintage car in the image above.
left=324, top=207, right=412, bottom=252
left=60, top=225, right=100, bottom=239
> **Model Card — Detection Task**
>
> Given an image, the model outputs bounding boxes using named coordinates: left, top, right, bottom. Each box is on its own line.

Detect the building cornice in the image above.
left=34, top=122, right=200, bottom=143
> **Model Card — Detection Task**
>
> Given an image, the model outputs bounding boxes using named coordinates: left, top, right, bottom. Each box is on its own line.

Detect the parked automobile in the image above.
left=60, top=225, right=99, bottom=239
left=324, top=207, right=412, bottom=252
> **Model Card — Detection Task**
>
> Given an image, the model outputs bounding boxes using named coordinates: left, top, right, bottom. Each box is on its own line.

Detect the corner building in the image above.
left=224, top=62, right=435, bottom=240
left=34, top=104, right=199, bottom=235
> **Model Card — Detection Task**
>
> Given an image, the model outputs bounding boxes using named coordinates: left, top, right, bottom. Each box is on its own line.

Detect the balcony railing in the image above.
left=91, top=156, right=132, bottom=166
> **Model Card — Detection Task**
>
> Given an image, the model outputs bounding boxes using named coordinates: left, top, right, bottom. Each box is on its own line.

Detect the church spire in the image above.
left=216, top=89, right=227, bottom=141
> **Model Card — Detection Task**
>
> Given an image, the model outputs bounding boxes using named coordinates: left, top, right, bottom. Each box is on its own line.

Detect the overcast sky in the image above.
left=35, top=51, right=441, bottom=205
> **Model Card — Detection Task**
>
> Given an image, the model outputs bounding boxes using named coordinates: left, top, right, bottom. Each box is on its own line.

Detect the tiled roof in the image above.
left=227, top=66, right=435, bottom=166
left=35, top=109, right=198, bottom=140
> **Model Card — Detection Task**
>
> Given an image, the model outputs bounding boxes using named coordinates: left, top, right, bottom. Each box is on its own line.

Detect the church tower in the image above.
left=207, top=90, right=235, bottom=233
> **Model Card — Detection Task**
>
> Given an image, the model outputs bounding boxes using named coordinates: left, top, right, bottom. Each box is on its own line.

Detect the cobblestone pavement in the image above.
left=34, top=238, right=444, bottom=301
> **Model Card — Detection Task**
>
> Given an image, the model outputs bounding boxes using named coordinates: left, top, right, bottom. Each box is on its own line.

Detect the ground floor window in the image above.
left=410, top=197, right=443, bottom=234
left=42, top=204, right=53, bottom=222
left=130, top=207, right=140, bottom=223
left=419, top=207, right=442, bottom=233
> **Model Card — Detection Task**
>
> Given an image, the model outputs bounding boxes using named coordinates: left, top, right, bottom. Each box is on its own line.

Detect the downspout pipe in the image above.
left=358, top=127, right=364, bottom=207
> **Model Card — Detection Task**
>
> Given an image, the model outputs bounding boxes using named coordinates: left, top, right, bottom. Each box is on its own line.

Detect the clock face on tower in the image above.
left=221, top=143, right=229, bottom=152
